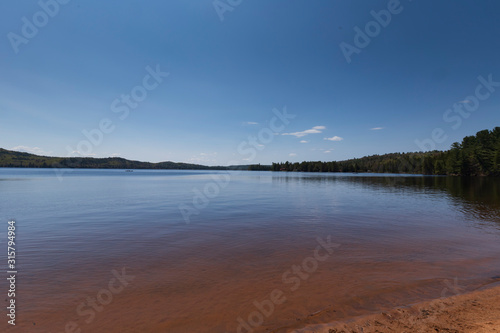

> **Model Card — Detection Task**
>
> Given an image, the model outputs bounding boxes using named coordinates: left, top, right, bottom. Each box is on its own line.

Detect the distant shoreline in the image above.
left=0, top=165, right=447, bottom=176
left=2, top=126, right=500, bottom=176
left=1, top=165, right=499, bottom=177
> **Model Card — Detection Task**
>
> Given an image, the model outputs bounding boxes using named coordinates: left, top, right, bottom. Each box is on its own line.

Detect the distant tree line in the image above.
left=0, top=150, right=227, bottom=170
left=247, top=164, right=273, bottom=171
left=2, top=127, right=499, bottom=175
left=272, top=127, right=500, bottom=176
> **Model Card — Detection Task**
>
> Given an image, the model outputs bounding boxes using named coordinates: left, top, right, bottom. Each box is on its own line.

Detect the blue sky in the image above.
left=1, top=0, right=500, bottom=165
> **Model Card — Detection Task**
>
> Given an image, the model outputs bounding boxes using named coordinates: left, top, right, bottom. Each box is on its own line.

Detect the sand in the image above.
left=296, top=283, right=500, bottom=333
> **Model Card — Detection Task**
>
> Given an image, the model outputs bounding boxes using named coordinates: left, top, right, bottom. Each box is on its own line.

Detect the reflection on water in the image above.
left=0, top=169, right=499, bottom=333
left=271, top=173, right=500, bottom=227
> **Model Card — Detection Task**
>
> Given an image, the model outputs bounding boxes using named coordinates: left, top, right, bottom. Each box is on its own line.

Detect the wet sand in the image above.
left=298, top=283, right=500, bottom=333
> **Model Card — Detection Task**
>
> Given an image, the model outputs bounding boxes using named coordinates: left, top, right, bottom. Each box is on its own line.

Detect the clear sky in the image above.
left=1, top=0, right=500, bottom=166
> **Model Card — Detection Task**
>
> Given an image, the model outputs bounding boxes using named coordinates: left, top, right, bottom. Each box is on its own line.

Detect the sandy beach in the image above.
left=298, top=283, right=500, bottom=333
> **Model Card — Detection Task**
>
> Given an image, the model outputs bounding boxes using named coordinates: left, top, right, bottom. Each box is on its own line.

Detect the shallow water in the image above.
left=1, top=169, right=499, bottom=332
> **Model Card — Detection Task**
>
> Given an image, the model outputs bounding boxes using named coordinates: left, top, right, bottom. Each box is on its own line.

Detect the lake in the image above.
left=1, top=168, right=500, bottom=332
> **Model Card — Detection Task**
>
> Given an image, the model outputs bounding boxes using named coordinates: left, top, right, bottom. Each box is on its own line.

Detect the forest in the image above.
left=271, top=127, right=500, bottom=176
left=2, top=127, right=499, bottom=176
left=0, top=149, right=227, bottom=170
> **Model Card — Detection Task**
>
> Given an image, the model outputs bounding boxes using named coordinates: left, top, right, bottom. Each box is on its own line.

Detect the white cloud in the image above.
left=324, top=136, right=343, bottom=141
left=370, top=127, right=384, bottom=130
left=324, top=150, right=332, bottom=153
left=289, top=153, right=297, bottom=157
left=300, top=140, right=309, bottom=143
left=282, top=126, right=326, bottom=138
left=11, top=146, right=53, bottom=156
left=111, top=153, right=121, bottom=157
left=245, top=121, right=259, bottom=125
left=459, top=100, right=471, bottom=104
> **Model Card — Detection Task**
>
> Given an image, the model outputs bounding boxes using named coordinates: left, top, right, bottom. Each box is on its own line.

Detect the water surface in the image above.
left=1, top=169, right=499, bottom=332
